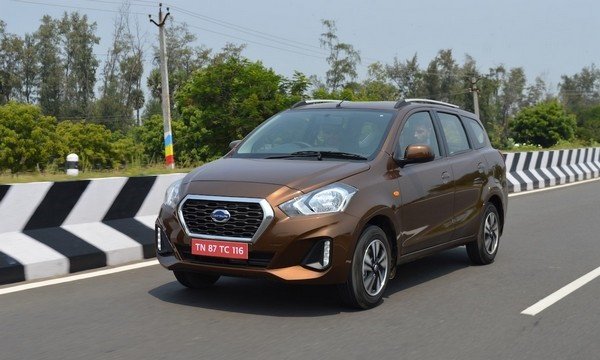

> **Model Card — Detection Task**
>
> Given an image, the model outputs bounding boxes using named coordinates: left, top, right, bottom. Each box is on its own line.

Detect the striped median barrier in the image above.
left=0, top=147, right=599, bottom=286
left=504, top=148, right=600, bottom=193
left=0, top=173, right=185, bottom=285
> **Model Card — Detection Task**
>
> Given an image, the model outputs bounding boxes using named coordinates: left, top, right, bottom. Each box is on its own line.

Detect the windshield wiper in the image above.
left=266, top=151, right=367, bottom=161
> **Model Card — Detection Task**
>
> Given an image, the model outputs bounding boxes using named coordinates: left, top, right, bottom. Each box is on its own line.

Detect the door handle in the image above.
left=441, top=171, right=451, bottom=184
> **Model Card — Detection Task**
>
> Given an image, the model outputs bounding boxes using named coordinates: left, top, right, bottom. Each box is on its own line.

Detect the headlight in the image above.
left=279, top=183, right=357, bottom=216
left=164, top=179, right=183, bottom=208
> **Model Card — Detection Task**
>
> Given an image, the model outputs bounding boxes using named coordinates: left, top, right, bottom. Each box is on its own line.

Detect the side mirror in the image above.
left=394, top=144, right=435, bottom=167
left=229, top=140, right=242, bottom=150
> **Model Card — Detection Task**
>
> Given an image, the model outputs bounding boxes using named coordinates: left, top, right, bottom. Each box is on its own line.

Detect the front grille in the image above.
left=180, top=199, right=264, bottom=239
left=176, top=244, right=273, bottom=268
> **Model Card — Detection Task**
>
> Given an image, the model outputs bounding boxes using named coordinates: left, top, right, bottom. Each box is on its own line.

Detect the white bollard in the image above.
left=66, top=153, right=79, bottom=176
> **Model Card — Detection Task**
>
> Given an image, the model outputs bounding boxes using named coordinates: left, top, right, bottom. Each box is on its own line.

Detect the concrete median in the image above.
left=0, top=173, right=184, bottom=285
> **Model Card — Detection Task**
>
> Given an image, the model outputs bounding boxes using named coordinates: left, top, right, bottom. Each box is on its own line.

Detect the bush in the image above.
left=0, top=102, right=61, bottom=173
left=55, top=121, right=116, bottom=170
left=510, top=100, right=577, bottom=148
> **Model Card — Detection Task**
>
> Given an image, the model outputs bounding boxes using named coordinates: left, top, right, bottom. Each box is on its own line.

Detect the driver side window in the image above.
left=397, top=112, right=441, bottom=158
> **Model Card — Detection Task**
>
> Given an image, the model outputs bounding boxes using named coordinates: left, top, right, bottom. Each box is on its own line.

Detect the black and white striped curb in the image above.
left=504, top=148, right=600, bottom=193
left=0, top=174, right=184, bottom=285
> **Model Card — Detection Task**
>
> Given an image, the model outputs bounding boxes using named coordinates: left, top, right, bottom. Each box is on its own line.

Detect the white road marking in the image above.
left=0, top=260, right=159, bottom=296
left=521, top=266, right=600, bottom=316
left=508, top=177, right=600, bottom=198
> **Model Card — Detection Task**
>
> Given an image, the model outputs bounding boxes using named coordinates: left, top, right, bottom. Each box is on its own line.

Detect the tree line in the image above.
left=0, top=13, right=599, bottom=173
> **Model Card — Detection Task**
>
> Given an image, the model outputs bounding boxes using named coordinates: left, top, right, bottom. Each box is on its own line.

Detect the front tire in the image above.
left=467, top=203, right=500, bottom=265
left=339, top=225, right=392, bottom=309
left=174, top=271, right=220, bottom=289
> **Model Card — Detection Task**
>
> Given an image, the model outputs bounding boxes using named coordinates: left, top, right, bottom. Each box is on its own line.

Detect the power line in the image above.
left=78, top=0, right=154, bottom=8
left=177, top=21, right=328, bottom=61
left=168, top=4, right=326, bottom=53
left=10, top=0, right=147, bottom=16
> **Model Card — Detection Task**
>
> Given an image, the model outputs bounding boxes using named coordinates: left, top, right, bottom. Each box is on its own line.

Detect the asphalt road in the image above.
left=1, top=181, right=599, bottom=360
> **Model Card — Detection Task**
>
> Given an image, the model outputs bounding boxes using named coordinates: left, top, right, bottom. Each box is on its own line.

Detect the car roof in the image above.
left=289, top=99, right=480, bottom=119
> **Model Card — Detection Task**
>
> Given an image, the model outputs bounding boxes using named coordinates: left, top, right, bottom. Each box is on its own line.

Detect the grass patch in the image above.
left=501, top=138, right=600, bottom=152
left=0, top=164, right=198, bottom=184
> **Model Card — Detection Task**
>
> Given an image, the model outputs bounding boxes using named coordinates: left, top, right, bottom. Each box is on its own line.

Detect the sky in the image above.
left=2, top=0, right=600, bottom=93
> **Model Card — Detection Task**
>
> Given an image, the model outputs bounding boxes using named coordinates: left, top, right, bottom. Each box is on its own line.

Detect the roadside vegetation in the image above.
left=1, top=12, right=599, bottom=182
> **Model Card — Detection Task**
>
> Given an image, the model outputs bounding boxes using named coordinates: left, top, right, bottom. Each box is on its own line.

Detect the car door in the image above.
left=435, top=112, right=486, bottom=240
left=396, top=111, right=455, bottom=254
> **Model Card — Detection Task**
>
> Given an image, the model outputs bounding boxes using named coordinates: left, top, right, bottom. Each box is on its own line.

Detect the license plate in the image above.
left=190, top=239, right=249, bottom=260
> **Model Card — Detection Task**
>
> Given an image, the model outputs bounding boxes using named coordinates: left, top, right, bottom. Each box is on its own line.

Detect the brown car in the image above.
left=156, top=99, right=508, bottom=309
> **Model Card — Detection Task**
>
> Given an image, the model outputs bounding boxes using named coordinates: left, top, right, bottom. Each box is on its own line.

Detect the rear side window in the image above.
left=438, top=112, right=470, bottom=155
left=465, top=117, right=487, bottom=149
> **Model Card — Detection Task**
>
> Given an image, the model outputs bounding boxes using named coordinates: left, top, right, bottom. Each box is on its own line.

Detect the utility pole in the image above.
left=150, top=4, right=175, bottom=169
left=470, top=77, right=480, bottom=118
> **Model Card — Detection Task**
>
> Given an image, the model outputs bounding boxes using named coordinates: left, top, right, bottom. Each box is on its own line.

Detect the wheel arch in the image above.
left=363, top=214, right=398, bottom=268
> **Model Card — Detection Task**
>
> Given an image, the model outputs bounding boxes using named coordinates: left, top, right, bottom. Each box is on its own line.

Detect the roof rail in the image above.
left=291, top=99, right=342, bottom=109
left=394, top=98, right=459, bottom=109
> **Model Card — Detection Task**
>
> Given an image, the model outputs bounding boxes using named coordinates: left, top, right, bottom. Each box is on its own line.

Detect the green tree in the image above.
left=0, top=21, right=24, bottom=104
left=35, top=15, right=63, bottom=117
left=499, top=67, right=527, bottom=138
left=280, top=71, right=310, bottom=97
left=558, top=65, right=600, bottom=143
left=20, top=34, right=39, bottom=103
left=0, top=102, right=60, bottom=173
left=97, top=5, right=145, bottom=130
left=58, top=12, right=100, bottom=119
left=385, top=54, right=422, bottom=99
left=176, top=56, right=294, bottom=162
left=573, top=104, right=600, bottom=142
left=524, top=76, right=548, bottom=107
left=146, top=21, right=212, bottom=116
left=510, top=100, right=577, bottom=148
left=435, top=49, right=462, bottom=103
left=422, top=58, right=441, bottom=100
left=319, top=19, right=361, bottom=92
left=559, top=65, right=600, bottom=113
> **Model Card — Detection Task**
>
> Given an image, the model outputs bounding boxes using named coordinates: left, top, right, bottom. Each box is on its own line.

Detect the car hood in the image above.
left=184, top=157, right=370, bottom=192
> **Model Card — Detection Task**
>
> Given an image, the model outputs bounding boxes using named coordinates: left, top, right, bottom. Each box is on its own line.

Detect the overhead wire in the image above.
left=172, top=20, right=327, bottom=61
left=10, top=0, right=147, bottom=16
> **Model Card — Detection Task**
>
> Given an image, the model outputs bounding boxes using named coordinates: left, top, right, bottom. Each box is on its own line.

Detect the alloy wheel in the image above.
left=362, top=239, right=388, bottom=296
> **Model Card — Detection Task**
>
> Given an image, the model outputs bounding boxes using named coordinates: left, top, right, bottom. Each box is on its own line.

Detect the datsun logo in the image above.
left=210, top=209, right=231, bottom=223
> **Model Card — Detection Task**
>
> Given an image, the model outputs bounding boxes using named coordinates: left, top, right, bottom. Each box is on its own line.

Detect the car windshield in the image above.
left=234, top=109, right=395, bottom=160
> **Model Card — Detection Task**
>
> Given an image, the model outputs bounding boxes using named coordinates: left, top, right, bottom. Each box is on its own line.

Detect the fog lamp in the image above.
left=322, top=240, right=331, bottom=268
left=302, top=239, right=332, bottom=271
left=156, top=226, right=162, bottom=252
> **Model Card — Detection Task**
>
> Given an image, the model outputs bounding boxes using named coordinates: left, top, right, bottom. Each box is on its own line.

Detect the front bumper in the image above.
left=156, top=203, right=360, bottom=284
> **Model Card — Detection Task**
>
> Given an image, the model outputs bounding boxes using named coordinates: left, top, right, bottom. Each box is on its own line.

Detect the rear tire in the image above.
left=174, top=271, right=220, bottom=289
left=339, top=225, right=392, bottom=309
left=467, top=203, right=500, bottom=265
